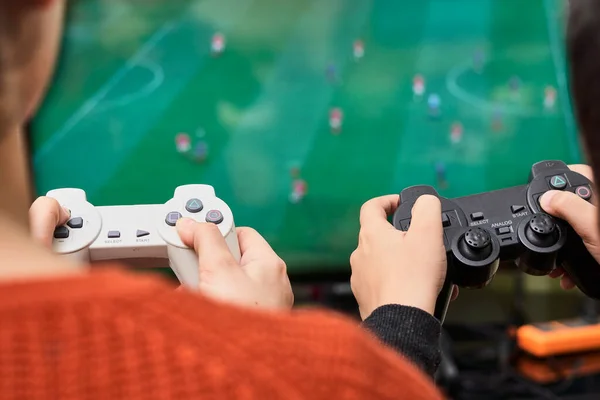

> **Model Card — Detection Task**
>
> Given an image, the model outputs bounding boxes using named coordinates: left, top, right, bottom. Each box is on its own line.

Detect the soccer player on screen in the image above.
left=193, top=141, right=208, bottom=162
left=544, top=85, right=557, bottom=110
left=435, top=161, right=448, bottom=189
left=329, top=107, right=343, bottom=134
left=289, top=167, right=307, bottom=204
left=326, top=63, right=338, bottom=83
left=450, top=121, right=463, bottom=144
left=412, top=74, right=425, bottom=98
left=175, top=133, right=191, bottom=153
left=491, top=106, right=504, bottom=132
left=427, top=93, right=441, bottom=118
left=509, top=75, right=521, bottom=98
left=211, top=32, right=226, bottom=56
left=353, top=39, right=364, bottom=61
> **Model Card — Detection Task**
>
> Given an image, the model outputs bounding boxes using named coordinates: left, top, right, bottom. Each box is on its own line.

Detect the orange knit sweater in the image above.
left=0, top=268, right=443, bottom=399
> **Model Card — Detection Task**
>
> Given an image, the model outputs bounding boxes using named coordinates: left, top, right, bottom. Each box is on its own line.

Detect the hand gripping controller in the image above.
left=393, top=161, right=600, bottom=323
left=46, top=185, right=241, bottom=289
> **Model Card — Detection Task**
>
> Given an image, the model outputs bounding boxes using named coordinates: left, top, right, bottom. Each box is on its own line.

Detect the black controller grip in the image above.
left=435, top=271, right=454, bottom=323
left=560, top=228, right=600, bottom=299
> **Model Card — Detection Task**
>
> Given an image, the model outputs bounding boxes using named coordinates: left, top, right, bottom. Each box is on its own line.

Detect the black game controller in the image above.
left=393, top=160, right=600, bottom=323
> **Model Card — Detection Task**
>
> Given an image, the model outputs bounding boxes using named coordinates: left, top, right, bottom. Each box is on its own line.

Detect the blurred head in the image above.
left=567, top=0, right=600, bottom=181
left=0, top=0, right=64, bottom=224
left=0, top=0, right=64, bottom=136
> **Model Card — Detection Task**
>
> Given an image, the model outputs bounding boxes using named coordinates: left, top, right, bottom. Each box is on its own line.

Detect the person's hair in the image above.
left=567, top=0, right=600, bottom=178
left=0, top=0, right=60, bottom=138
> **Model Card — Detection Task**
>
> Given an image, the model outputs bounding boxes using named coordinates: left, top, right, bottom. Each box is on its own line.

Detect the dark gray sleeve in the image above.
left=362, top=305, right=441, bottom=378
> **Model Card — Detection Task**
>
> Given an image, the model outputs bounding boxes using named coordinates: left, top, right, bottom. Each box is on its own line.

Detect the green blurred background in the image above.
left=32, top=0, right=580, bottom=274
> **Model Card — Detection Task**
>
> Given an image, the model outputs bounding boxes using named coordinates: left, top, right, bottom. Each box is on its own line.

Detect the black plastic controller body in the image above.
left=393, top=161, right=600, bottom=323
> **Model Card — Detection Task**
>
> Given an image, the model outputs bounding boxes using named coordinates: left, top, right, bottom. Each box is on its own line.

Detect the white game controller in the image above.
left=46, top=185, right=241, bottom=289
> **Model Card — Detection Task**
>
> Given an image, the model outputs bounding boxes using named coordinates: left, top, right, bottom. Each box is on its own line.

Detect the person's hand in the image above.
left=540, top=164, right=600, bottom=290
left=176, top=219, right=294, bottom=310
left=350, top=194, right=453, bottom=319
left=28, top=196, right=71, bottom=248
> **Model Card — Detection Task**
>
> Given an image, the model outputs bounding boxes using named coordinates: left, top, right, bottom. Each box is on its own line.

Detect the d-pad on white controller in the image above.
left=46, top=185, right=241, bottom=289
left=46, top=188, right=103, bottom=262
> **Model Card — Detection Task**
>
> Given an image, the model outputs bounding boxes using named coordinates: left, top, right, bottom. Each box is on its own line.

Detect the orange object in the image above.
left=516, top=351, right=600, bottom=384
left=517, top=318, right=600, bottom=357
left=0, top=268, right=443, bottom=400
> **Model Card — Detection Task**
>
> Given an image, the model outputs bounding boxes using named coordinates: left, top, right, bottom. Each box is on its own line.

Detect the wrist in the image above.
left=374, top=285, right=438, bottom=316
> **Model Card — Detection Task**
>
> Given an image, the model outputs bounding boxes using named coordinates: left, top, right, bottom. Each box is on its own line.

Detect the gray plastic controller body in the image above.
left=47, top=185, right=241, bottom=289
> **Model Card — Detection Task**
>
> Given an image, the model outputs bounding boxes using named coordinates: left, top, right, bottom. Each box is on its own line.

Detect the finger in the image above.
left=549, top=267, right=565, bottom=279
left=237, top=227, right=278, bottom=263
left=176, top=218, right=237, bottom=270
left=450, top=285, right=459, bottom=301
left=237, top=227, right=286, bottom=277
left=560, top=275, right=576, bottom=290
left=568, top=164, right=594, bottom=182
left=540, top=190, right=600, bottom=245
left=407, top=195, right=442, bottom=238
left=29, top=197, right=71, bottom=248
left=359, top=195, right=400, bottom=230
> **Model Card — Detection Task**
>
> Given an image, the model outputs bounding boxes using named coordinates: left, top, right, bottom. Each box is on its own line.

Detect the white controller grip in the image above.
left=225, top=224, right=242, bottom=261
left=169, top=225, right=240, bottom=290
left=168, top=248, right=202, bottom=289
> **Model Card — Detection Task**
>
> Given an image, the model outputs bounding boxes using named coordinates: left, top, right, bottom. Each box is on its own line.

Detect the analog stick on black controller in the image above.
left=452, top=227, right=500, bottom=289
left=525, top=214, right=558, bottom=247
left=459, top=228, right=493, bottom=261
left=517, top=214, right=565, bottom=276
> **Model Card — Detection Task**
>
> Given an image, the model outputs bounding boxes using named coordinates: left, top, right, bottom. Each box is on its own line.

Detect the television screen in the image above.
left=31, top=0, right=582, bottom=274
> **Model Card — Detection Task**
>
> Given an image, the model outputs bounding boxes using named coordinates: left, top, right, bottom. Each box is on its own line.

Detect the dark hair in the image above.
left=567, top=0, right=600, bottom=176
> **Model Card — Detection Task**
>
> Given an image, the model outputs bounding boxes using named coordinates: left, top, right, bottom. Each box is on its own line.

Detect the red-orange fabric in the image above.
left=0, top=268, right=443, bottom=399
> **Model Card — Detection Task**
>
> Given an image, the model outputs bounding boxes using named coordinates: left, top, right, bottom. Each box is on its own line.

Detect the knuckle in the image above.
left=349, top=274, right=359, bottom=296
left=358, top=229, right=369, bottom=243
left=272, top=257, right=288, bottom=274
left=236, top=226, right=256, bottom=237
left=359, top=199, right=374, bottom=216
left=349, top=249, right=360, bottom=268
left=359, top=203, right=367, bottom=218
left=254, top=255, right=287, bottom=278
left=579, top=226, right=600, bottom=247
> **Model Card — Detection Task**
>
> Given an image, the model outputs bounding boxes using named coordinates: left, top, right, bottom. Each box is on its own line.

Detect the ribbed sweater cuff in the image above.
left=362, top=305, right=441, bottom=378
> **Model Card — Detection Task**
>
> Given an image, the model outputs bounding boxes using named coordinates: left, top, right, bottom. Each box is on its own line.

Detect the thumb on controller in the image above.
left=176, top=218, right=238, bottom=272
left=540, top=190, right=599, bottom=245
left=408, top=195, right=443, bottom=239
left=29, top=197, right=71, bottom=248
